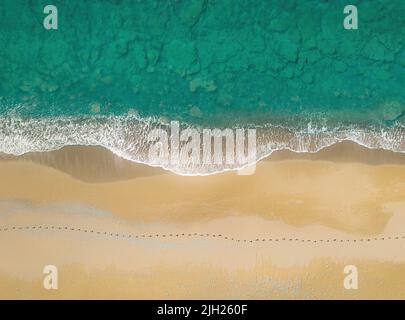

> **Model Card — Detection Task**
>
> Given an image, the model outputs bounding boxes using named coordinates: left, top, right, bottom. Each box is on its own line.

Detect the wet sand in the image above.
left=0, top=141, right=405, bottom=299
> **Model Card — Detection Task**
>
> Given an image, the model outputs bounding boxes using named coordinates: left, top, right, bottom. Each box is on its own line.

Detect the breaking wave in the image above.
left=0, top=114, right=404, bottom=175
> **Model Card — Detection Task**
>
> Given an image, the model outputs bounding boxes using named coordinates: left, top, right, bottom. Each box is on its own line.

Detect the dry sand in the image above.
left=0, top=141, right=405, bottom=299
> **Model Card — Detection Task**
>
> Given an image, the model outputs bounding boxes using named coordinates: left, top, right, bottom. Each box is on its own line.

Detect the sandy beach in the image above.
left=1, top=141, right=405, bottom=299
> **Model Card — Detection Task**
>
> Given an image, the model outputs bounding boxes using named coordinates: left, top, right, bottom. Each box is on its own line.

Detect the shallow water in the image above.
left=0, top=0, right=404, bottom=174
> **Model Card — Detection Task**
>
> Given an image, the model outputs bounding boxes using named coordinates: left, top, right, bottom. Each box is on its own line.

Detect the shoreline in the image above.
left=2, top=140, right=405, bottom=183
left=1, top=114, right=405, bottom=176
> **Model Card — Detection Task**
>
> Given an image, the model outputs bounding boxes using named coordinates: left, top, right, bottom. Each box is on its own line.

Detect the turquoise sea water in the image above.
left=0, top=0, right=404, bottom=174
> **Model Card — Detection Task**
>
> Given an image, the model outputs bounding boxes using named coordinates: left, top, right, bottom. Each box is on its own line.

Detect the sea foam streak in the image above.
left=0, top=115, right=404, bottom=175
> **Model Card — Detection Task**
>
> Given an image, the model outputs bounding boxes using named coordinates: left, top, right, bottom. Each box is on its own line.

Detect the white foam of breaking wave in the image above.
left=0, top=115, right=404, bottom=176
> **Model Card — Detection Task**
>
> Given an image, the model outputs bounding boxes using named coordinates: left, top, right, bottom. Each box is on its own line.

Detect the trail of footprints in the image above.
left=0, top=225, right=404, bottom=245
